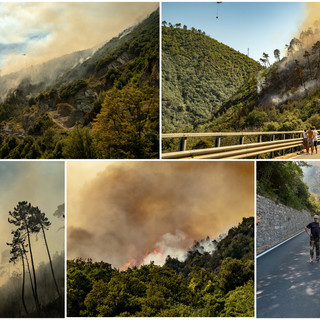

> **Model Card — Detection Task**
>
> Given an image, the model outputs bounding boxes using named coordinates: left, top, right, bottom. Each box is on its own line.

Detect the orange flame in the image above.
left=120, top=257, right=136, bottom=271
left=121, top=247, right=164, bottom=270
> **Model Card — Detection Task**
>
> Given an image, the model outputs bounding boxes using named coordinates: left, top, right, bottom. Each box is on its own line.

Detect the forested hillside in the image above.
left=257, top=162, right=320, bottom=214
left=0, top=9, right=159, bottom=159
left=162, top=25, right=261, bottom=132
left=202, top=24, right=320, bottom=134
left=67, top=217, right=254, bottom=317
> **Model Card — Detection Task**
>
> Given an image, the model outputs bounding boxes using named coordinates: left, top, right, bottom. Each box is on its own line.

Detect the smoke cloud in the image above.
left=0, top=2, right=159, bottom=75
left=67, top=162, right=254, bottom=268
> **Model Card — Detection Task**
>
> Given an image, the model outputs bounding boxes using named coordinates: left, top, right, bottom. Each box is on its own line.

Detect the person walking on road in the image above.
left=305, top=215, right=320, bottom=262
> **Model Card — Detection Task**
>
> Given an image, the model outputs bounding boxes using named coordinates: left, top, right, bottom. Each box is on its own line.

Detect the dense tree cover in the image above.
left=162, top=25, right=262, bottom=133
left=67, top=217, right=254, bottom=317
left=92, top=85, right=159, bottom=159
left=0, top=10, right=159, bottom=159
left=257, top=162, right=320, bottom=214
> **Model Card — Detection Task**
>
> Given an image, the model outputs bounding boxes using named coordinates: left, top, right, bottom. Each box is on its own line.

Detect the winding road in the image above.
left=257, top=231, right=320, bottom=318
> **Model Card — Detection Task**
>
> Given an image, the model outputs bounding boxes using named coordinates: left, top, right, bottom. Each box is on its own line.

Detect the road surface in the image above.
left=293, top=151, right=320, bottom=159
left=257, top=231, right=320, bottom=318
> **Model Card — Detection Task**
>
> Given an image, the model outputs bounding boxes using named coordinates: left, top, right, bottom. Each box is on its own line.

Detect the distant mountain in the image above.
left=162, top=26, right=262, bottom=132
left=0, top=9, right=159, bottom=159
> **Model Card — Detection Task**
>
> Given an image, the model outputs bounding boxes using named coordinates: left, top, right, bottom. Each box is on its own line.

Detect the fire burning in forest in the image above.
left=120, top=247, right=164, bottom=271
left=67, top=161, right=254, bottom=268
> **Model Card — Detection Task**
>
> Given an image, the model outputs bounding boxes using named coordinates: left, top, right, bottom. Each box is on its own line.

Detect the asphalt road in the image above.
left=257, top=231, right=320, bottom=318
left=293, top=151, right=320, bottom=159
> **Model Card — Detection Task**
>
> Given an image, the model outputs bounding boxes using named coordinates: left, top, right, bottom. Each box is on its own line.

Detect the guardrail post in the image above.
left=270, top=134, right=275, bottom=158
left=291, top=133, right=294, bottom=153
left=256, top=135, right=262, bottom=159
left=239, top=135, right=244, bottom=145
left=215, top=136, right=221, bottom=148
left=179, top=137, right=187, bottom=151
left=299, top=132, right=303, bottom=152
left=281, top=134, right=286, bottom=155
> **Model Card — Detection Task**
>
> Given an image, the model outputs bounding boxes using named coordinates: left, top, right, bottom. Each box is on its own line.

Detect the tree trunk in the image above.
left=24, top=220, right=41, bottom=313
left=23, top=246, right=37, bottom=312
left=19, top=248, right=29, bottom=315
left=41, top=224, right=61, bottom=298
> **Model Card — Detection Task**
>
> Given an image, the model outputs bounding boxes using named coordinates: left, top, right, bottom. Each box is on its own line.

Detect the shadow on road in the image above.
left=257, top=233, right=320, bottom=318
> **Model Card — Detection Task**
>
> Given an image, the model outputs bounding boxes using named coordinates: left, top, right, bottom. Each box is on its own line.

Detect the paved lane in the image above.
left=257, top=231, right=320, bottom=318
left=293, top=151, right=320, bottom=159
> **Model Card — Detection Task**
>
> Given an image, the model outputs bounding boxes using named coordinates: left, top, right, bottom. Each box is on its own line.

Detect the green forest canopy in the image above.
left=162, top=24, right=261, bottom=133
left=67, top=217, right=254, bottom=317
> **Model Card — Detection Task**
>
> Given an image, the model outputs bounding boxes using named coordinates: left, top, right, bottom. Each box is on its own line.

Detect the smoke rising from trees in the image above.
left=0, top=2, right=158, bottom=75
left=67, top=162, right=254, bottom=268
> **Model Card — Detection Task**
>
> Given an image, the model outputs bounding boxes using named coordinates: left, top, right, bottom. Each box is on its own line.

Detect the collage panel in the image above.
left=5, top=0, right=320, bottom=319
left=0, top=161, right=65, bottom=317
left=161, top=2, right=320, bottom=160
left=67, top=161, right=254, bottom=317
left=256, top=161, right=320, bottom=318
left=0, top=2, right=159, bottom=160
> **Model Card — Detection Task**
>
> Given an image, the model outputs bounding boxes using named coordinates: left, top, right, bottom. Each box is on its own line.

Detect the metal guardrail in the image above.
left=162, top=131, right=304, bottom=159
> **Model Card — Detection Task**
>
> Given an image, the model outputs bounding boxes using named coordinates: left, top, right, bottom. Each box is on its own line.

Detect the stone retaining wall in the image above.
left=257, top=194, right=313, bottom=253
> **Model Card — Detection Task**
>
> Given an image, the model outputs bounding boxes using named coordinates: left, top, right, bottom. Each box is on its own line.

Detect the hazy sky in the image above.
left=162, top=2, right=306, bottom=63
left=0, top=2, right=159, bottom=75
left=0, top=161, right=64, bottom=286
left=67, top=161, right=254, bottom=269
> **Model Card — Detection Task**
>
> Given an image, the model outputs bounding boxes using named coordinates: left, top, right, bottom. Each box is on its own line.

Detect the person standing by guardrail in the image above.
left=306, top=127, right=315, bottom=155
left=303, top=129, right=308, bottom=153
left=313, top=126, right=318, bottom=154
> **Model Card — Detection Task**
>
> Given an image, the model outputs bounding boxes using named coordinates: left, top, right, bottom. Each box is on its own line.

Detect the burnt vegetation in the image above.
left=67, top=217, right=254, bottom=317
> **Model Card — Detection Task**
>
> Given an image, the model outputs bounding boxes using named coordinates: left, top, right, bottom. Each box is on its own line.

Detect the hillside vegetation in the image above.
left=0, top=9, right=159, bottom=159
left=162, top=25, right=262, bottom=133
left=67, top=217, right=254, bottom=317
left=257, top=161, right=320, bottom=214
left=203, top=25, right=320, bottom=134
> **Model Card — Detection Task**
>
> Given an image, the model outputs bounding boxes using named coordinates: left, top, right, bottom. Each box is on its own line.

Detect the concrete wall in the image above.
left=256, top=194, right=313, bottom=253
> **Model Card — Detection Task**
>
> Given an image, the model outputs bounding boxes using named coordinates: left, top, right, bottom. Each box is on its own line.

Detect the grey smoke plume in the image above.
left=67, top=162, right=254, bottom=268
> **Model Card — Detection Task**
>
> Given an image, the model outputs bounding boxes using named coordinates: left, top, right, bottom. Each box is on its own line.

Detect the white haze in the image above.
left=141, top=230, right=227, bottom=267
